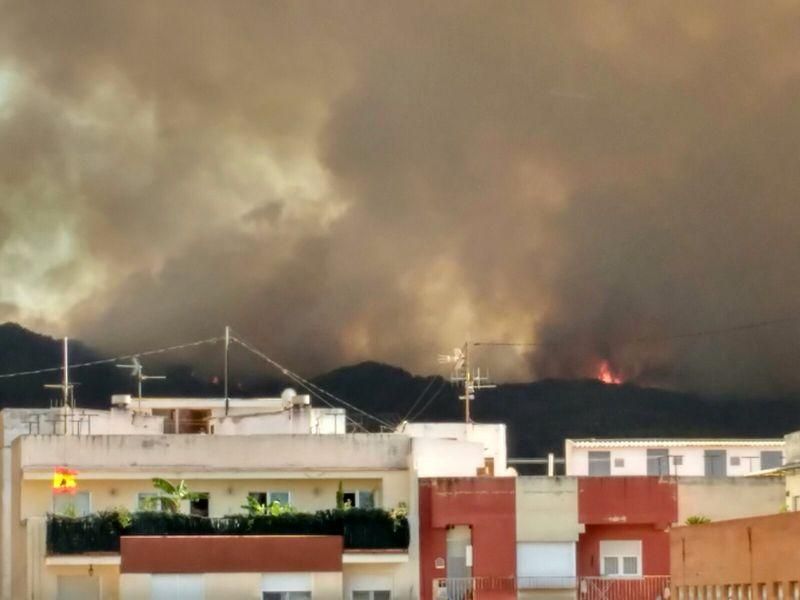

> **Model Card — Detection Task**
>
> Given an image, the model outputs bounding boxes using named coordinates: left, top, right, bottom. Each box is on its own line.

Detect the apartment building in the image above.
left=565, top=438, right=785, bottom=477
left=1, top=391, right=511, bottom=600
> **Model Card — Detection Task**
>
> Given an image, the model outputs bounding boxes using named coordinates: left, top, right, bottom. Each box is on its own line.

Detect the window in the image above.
left=599, top=540, right=642, bottom=577
left=761, top=451, right=783, bottom=470
left=704, top=450, right=727, bottom=477
left=151, top=574, right=203, bottom=599
left=353, top=592, right=391, bottom=600
left=190, top=493, right=209, bottom=517
left=588, top=451, right=611, bottom=476
left=517, top=542, right=575, bottom=587
left=614, top=458, right=625, bottom=468
left=138, top=493, right=169, bottom=512
left=57, top=575, right=99, bottom=600
left=672, top=455, right=683, bottom=466
left=262, top=573, right=311, bottom=599
left=730, top=456, right=741, bottom=466
left=647, top=449, right=669, bottom=476
left=343, top=490, right=375, bottom=508
left=249, top=492, right=291, bottom=507
left=268, top=491, right=291, bottom=505
left=53, top=492, right=91, bottom=517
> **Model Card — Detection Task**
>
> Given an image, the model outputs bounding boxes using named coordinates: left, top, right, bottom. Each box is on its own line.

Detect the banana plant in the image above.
left=151, top=478, right=200, bottom=513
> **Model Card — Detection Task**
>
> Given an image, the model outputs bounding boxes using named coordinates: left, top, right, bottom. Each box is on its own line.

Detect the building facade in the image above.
left=565, top=439, right=785, bottom=477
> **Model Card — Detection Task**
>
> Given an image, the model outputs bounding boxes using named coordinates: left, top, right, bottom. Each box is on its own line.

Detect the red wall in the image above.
left=419, top=477, right=516, bottom=600
left=120, top=535, right=343, bottom=573
left=578, top=477, right=677, bottom=527
left=577, top=477, right=676, bottom=577
left=578, top=524, right=670, bottom=576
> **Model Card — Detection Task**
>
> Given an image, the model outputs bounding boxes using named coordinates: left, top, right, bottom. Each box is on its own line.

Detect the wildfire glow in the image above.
left=597, top=361, right=622, bottom=385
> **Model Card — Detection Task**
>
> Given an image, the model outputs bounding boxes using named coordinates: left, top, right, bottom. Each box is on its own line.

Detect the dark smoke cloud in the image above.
left=2, top=1, right=800, bottom=394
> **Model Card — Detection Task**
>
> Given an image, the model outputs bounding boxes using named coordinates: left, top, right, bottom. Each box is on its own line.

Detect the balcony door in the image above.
left=446, top=526, right=472, bottom=579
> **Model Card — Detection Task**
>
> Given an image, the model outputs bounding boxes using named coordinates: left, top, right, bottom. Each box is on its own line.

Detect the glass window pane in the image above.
left=262, top=594, right=282, bottom=600
left=353, top=593, right=370, bottom=600
left=589, top=451, right=611, bottom=476
left=358, top=491, right=375, bottom=508
left=374, top=592, right=391, bottom=600
left=53, top=492, right=90, bottom=517
left=622, top=556, right=638, bottom=575
left=287, top=594, right=311, bottom=600
left=603, top=556, right=619, bottom=575
left=269, top=491, right=290, bottom=505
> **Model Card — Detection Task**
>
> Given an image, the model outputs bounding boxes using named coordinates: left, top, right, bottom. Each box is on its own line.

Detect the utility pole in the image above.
left=44, top=337, right=72, bottom=409
left=224, top=326, right=230, bottom=416
left=439, top=340, right=496, bottom=424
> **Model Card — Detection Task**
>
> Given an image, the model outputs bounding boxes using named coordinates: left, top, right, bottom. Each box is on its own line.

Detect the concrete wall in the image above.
left=411, top=437, right=485, bottom=478
left=15, top=433, right=412, bottom=473
left=20, top=476, right=402, bottom=518
left=516, top=477, right=581, bottom=542
left=404, top=423, right=508, bottom=474
left=578, top=477, right=677, bottom=526
left=419, top=477, right=517, bottom=600
left=671, top=511, right=800, bottom=593
left=119, top=571, right=344, bottom=599
left=677, top=476, right=786, bottom=523
left=567, top=444, right=784, bottom=477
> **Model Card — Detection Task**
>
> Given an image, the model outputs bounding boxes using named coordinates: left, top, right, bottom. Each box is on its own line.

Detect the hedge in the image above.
left=47, top=508, right=409, bottom=554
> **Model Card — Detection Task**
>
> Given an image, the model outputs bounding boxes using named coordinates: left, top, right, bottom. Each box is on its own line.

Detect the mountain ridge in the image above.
left=1, top=323, right=799, bottom=457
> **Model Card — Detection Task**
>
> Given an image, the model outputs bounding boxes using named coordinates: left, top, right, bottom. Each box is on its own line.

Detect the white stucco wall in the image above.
left=566, top=443, right=784, bottom=476
left=403, top=422, right=508, bottom=474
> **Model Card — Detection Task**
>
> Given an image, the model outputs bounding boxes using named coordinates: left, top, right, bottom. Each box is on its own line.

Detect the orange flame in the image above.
left=597, top=361, right=622, bottom=385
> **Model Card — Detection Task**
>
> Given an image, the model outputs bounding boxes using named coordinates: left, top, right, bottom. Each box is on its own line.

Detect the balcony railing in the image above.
left=432, top=576, right=671, bottom=600
left=47, top=508, right=409, bottom=555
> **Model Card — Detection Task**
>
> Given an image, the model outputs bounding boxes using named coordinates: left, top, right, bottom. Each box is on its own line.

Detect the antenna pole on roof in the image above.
left=224, top=325, right=230, bottom=416
left=438, top=338, right=496, bottom=424
left=44, top=337, right=73, bottom=411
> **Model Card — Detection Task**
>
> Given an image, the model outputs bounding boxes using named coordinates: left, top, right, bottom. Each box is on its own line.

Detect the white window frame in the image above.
left=599, top=540, right=642, bottom=578
left=53, top=491, right=92, bottom=517
left=268, top=491, right=292, bottom=505
left=352, top=591, right=392, bottom=600
left=343, top=489, right=376, bottom=508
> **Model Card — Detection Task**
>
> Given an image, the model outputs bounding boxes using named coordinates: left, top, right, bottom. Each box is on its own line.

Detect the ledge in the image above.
left=343, top=550, right=409, bottom=564
left=46, top=554, right=121, bottom=566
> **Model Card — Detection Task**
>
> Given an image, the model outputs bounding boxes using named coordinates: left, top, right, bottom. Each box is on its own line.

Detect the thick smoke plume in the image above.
left=2, top=2, right=800, bottom=394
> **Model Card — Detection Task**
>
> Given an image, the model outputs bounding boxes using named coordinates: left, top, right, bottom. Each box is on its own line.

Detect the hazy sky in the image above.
left=1, top=1, right=800, bottom=393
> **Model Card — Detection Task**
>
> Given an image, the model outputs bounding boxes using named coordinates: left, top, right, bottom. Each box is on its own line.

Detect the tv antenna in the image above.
left=44, top=337, right=76, bottom=410
left=438, top=340, right=495, bottom=423
left=117, top=356, right=166, bottom=399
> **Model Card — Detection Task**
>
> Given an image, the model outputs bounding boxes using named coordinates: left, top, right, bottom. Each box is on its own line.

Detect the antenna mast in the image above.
left=45, top=337, right=73, bottom=409
left=439, top=340, right=496, bottom=424
left=116, top=356, right=166, bottom=403
left=224, top=326, right=230, bottom=416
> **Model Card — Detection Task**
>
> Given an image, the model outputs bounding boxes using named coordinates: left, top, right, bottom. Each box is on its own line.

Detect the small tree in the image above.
left=685, top=515, right=711, bottom=525
left=149, top=478, right=200, bottom=513
left=336, top=481, right=345, bottom=510
left=242, top=496, right=294, bottom=516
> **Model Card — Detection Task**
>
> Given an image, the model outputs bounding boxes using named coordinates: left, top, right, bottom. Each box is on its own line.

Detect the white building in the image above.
left=564, top=438, right=785, bottom=477
left=0, top=391, right=506, bottom=600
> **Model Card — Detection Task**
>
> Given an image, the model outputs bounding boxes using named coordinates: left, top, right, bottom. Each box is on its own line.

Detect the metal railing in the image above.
left=518, top=576, right=577, bottom=589
left=432, top=576, right=671, bottom=599
left=433, top=577, right=516, bottom=599
left=579, top=576, right=671, bottom=600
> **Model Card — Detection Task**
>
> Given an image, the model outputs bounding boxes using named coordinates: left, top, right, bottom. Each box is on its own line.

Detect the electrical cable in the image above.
left=406, top=377, right=448, bottom=423
left=230, top=332, right=393, bottom=431
left=399, top=376, right=437, bottom=424
left=0, top=336, right=223, bottom=379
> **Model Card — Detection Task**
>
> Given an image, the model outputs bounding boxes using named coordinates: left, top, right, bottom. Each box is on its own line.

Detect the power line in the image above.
left=230, top=332, right=394, bottom=431
left=0, top=336, right=223, bottom=380
left=406, top=377, right=448, bottom=423
left=399, top=376, right=437, bottom=424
